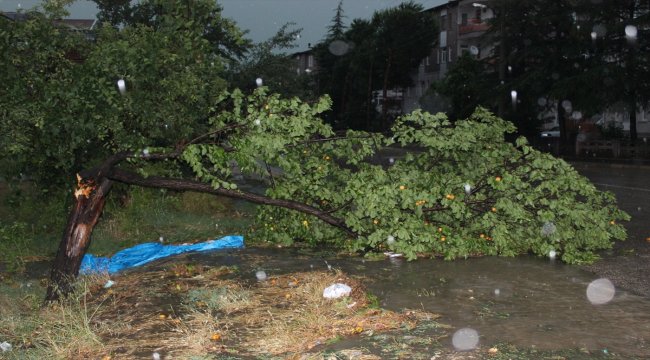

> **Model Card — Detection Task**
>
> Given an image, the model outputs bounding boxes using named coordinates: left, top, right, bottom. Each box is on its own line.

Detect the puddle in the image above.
left=181, top=248, right=650, bottom=357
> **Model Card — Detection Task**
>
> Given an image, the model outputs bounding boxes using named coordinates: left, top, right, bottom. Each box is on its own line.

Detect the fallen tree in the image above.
left=0, top=5, right=628, bottom=302
left=45, top=88, right=629, bottom=300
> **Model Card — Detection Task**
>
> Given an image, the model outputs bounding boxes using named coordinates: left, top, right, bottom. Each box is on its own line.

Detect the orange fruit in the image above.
left=441, top=236, right=446, bottom=241
left=399, top=185, right=406, bottom=190
left=480, top=234, right=485, bottom=238
left=495, top=176, right=502, bottom=182
left=211, top=333, right=221, bottom=341
left=491, top=207, right=497, bottom=212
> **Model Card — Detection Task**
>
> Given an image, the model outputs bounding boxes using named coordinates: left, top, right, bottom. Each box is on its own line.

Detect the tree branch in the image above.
left=107, top=168, right=357, bottom=237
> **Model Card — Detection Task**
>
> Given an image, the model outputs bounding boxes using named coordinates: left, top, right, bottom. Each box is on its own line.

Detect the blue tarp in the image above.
left=80, top=235, right=244, bottom=274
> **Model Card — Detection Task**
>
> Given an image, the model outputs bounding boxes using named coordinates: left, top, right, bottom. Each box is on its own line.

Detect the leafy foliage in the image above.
left=181, top=88, right=628, bottom=264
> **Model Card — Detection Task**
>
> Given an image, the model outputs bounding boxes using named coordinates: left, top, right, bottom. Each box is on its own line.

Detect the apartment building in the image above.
left=402, top=0, right=494, bottom=113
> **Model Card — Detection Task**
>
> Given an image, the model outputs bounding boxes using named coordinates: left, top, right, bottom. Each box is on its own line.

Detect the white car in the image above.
left=540, top=126, right=560, bottom=138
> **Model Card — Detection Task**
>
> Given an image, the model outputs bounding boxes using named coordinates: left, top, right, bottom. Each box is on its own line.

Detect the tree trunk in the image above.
left=45, top=175, right=113, bottom=301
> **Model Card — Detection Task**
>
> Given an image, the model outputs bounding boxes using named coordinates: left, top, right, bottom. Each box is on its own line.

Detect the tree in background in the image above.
left=431, top=53, right=490, bottom=121
left=315, top=1, right=437, bottom=131
left=94, top=0, right=251, bottom=61
left=226, top=23, right=316, bottom=100
left=574, top=0, right=650, bottom=141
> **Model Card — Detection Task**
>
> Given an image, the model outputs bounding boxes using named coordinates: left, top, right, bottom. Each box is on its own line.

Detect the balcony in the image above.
left=459, top=21, right=490, bottom=35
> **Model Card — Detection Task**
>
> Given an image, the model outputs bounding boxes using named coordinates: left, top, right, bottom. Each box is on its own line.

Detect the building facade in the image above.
left=402, top=0, right=494, bottom=114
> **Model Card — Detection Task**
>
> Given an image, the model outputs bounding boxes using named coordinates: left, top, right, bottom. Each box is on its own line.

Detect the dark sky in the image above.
left=0, top=0, right=446, bottom=50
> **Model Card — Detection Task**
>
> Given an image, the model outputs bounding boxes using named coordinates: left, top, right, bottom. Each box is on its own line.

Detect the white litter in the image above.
left=104, top=280, right=115, bottom=288
left=383, top=252, right=403, bottom=258
left=0, top=342, right=12, bottom=352
left=323, top=283, right=352, bottom=299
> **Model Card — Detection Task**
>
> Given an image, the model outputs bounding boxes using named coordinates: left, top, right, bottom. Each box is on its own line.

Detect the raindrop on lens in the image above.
left=548, top=249, right=557, bottom=259
left=256, top=270, right=267, bottom=281
left=587, top=278, right=615, bottom=305
left=463, top=183, right=472, bottom=195
left=388, top=157, right=395, bottom=164
left=452, top=327, right=479, bottom=351
left=591, top=31, right=597, bottom=41
left=593, top=24, right=607, bottom=38
left=255, top=78, right=263, bottom=87
left=142, top=148, right=150, bottom=156
left=541, top=222, right=556, bottom=236
left=494, top=288, right=500, bottom=296
left=387, top=235, right=395, bottom=245
left=117, top=79, right=126, bottom=95
left=153, top=352, right=161, bottom=360
left=254, top=119, right=261, bottom=126
left=537, top=97, right=547, bottom=107
left=572, top=111, right=583, bottom=120
left=159, top=236, right=164, bottom=243
left=625, top=25, right=638, bottom=40
left=328, top=39, right=350, bottom=56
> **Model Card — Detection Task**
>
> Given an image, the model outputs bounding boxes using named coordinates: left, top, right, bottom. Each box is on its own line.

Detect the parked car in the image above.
left=540, top=126, right=560, bottom=138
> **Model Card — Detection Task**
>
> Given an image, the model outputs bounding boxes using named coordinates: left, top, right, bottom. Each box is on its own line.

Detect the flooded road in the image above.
left=183, top=247, right=650, bottom=357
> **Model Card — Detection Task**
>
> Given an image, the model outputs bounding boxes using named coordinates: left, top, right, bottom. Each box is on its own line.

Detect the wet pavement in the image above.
left=570, top=162, right=650, bottom=298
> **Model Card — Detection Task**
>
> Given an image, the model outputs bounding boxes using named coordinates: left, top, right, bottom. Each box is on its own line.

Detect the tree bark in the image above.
left=45, top=175, right=113, bottom=301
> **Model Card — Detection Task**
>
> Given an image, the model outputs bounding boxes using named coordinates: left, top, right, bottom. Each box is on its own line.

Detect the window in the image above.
left=461, top=45, right=469, bottom=54
left=461, top=13, right=468, bottom=26
left=441, top=47, right=447, bottom=63
left=307, top=55, right=314, bottom=68
left=440, top=15, right=447, bottom=30
left=448, top=48, right=453, bottom=62
left=437, top=49, right=441, bottom=64
left=425, top=56, right=430, bottom=66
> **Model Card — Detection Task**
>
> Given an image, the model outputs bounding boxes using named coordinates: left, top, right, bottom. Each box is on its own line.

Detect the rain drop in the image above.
left=507, top=65, right=512, bottom=73
left=463, top=183, right=472, bottom=195
left=562, top=100, right=573, bottom=113
left=572, top=111, right=583, bottom=120
left=256, top=270, right=267, bottom=281
left=590, top=31, right=597, bottom=41
left=142, top=148, right=150, bottom=156
left=541, top=222, right=556, bottom=236
left=494, top=288, right=501, bottom=296
left=159, top=236, right=164, bottom=243
left=537, top=97, right=547, bottom=107
left=452, top=327, right=480, bottom=351
left=328, top=39, right=350, bottom=56
left=587, top=278, right=615, bottom=305
left=153, top=352, right=161, bottom=360
left=625, top=25, right=638, bottom=40
left=637, top=206, right=642, bottom=211
left=388, top=157, right=395, bottom=164
left=117, top=79, right=126, bottom=95
left=548, top=249, right=557, bottom=259
left=255, top=78, right=263, bottom=87
left=386, top=235, right=395, bottom=245
left=592, top=24, right=607, bottom=38
left=254, top=119, right=261, bottom=126
left=510, top=90, right=517, bottom=109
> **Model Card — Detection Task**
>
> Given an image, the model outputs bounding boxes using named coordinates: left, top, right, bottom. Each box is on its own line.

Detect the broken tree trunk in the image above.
left=45, top=151, right=356, bottom=301
left=45, top=174, right=113, bottom=301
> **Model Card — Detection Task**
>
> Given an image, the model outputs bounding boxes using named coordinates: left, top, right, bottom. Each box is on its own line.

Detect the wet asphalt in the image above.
left=570, top=161, right=650, bottom=297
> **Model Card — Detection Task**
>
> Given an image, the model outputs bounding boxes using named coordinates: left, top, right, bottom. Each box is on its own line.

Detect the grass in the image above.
left=0, top=182, right=258, bottom=274
left=0, top=276, right=108, bottom=360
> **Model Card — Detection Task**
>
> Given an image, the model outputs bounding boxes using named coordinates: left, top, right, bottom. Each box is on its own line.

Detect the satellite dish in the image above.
left=469, top=46, right=479, bottom=56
